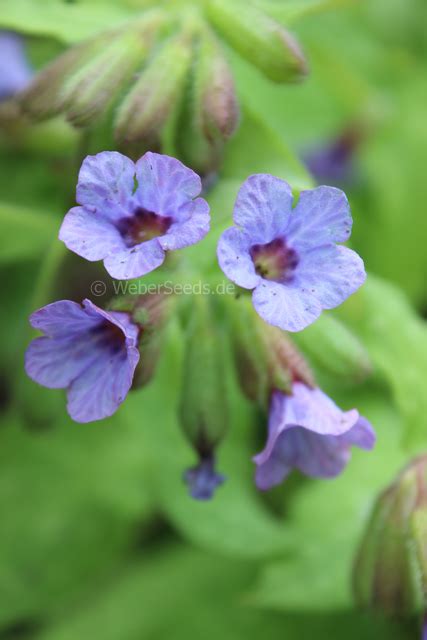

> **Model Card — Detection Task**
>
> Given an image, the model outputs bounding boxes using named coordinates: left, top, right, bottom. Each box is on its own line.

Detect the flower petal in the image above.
left=233, top=174, right=293, bottom=243
left=103, top=239, right=165, bottom=280
left=59, top=206, right=126, bottom=261
left=29, top=300, right=98, bottom=337
left=158, top=198, right=210, bottom=251
left=287, top=185, right=352, bottom=251
left=342, top=416, right=376, bottom=450
left=217, top=227, right=261, bottom=290
left=66, top=342, right=140, bottom=423
left=135, top=152, right=202, bottom=217
left=76, top=151, right=135, bottom=220
left=296, top=244, right=366, bottom=310
left=252, top=280, right=322, bottom=332
left=81, top=299, right=139, bottom=346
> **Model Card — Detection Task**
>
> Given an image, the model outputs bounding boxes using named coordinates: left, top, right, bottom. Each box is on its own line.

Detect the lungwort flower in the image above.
left=0, top=31, right=33, bottom=100
left=25, top=299, right=140, bottom=423
left=184, top=454, right=226, bottom=501
left=254, top=382, right=375, bottom=490
left=59, top=151, right=210, bottom=280
left=217, top=175, right=365, bottom=331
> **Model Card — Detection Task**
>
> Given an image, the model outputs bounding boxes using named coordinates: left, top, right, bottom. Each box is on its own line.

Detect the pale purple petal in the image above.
left=254, top=385, right=375, bottom=490
left=25, top=334, right=100, bottom=389
left=135, top=152, right=202, bottom=216
left=29, top=300, right=99, bottom=337
left=296, top=245, right=366, bottom=310
left=287, top=186, right=352, bottom=251
left=76, top=151, right=135, bottom=220
left=66, top=341, right=139, bottom=423
left=103, top=239, right=165, bottom=280
left=59, top=206, right=126, bottom=261
left=0, top=31, right=33, bottom=100
left=158, top=198, right=210, bottom=251
left=233, top=174, right=293, bottom=244
left=252, top=280, right=322, bottom=332
left=82, top=300, right=139, bottom=346
left=217, top=227, right=261, bottom=289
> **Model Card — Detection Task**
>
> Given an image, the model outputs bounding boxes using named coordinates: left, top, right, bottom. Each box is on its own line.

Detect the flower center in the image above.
left=250, top=238, right=299, bottom=282
left=92, top=321, right=126, bottom=354
left=117, top=207, right=172, bottom=247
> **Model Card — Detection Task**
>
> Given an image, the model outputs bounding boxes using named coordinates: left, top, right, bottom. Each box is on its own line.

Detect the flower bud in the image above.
left=206, top=0, right=308, bottom=83
left=176, top=31, right=239, bottom=175
left=179, top=297, right=228, bottom=499
left=353, top=455, right=427, bottom=621
left=114, top=31, right=193, bottom=145
left=229, top=297, right=314, bottom=408
left=293, top=314, right=372, bottom=384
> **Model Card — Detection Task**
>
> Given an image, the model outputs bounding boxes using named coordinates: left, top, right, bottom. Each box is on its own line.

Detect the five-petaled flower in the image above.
left=217, top=174, right=365, bottom=331
left=59, top=151, right=210, bottom=280
left=25, top=299, right=140, bottom=423
left=254, top=382, right=375, bottom=490
left=0, top=31, right=33, bottom=100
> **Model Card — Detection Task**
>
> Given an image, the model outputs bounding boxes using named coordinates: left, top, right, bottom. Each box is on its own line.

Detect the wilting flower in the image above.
left=217, top=174, right=365, bottom=331
left=59, top=151, right=210, bottom=280
left=0, top=31, right=33, bottom=100
left=25, top=299, right=140, bottom=423
left=184, top=453, right=226, bottom=500
left=254, top=382, right=375, bottom=490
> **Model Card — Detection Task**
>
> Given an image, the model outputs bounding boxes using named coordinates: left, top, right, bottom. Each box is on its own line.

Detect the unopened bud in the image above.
left=293, top=314, right=372, bottom=384
left=115, top=32, right=192, bottom=145
left=230, top=297, right=313, bottom=407
left=206, top=0, right=308, bottom=83
left=353, top=455, right=427, bottom=621
left=176, top=31, right=239, bottom=175
left=179, top=297, right=227, bottom=499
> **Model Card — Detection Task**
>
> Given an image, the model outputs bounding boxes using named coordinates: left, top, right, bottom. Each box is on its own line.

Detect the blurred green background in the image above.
left=0, top=0, right=426, bottom=638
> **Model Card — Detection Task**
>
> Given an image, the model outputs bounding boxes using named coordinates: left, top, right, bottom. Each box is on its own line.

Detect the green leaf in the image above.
left=0, top=202, right=57, bottom=263
left=0, top=0, right=133, bottom=44
left=337, top=275, right=427, bottom=450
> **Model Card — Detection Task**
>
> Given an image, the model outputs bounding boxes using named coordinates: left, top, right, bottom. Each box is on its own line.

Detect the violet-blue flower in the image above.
left=25, top=299, right=140, bottom=423
left=0, top=31, right=33, bottom=100
left=184, top=454, right=225, bottom=501
left=217, top=174, right=365, bottom=331
left=59, top=151, right=210, bottom=280
left=254, top=382, right=375, bottom=490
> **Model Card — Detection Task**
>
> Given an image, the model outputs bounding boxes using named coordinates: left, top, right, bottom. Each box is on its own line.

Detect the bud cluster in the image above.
left=14, top=1, right=308, bottom=174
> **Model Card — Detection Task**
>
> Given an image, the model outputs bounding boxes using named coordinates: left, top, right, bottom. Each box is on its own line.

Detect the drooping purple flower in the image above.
left=217, top=175, right=365, bottom=332
left=25, top=299, right=140, bottom=423
left=184, top=454, right=226, bottom=500
left=59, top=151, right=210, bottom=280
left=254, top=382, right=375, bottom=490
left=303, top=129, right=361, bottom=186
left=0, top=31, right=33, bottom=100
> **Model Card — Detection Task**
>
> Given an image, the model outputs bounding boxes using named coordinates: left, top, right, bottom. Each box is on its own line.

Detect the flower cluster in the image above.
left=26, top=149, right=374, bottom=500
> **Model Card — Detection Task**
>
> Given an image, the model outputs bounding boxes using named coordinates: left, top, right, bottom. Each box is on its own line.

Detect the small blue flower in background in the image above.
left=217, top=174, right=365, bottom=331
left=184, top=454, right=226, bottom=501
left=0, top=31, right=33, bottom=100
left=303, top=128, right=361, bottom=186
left=254, top=382, right=376, bottom=490
left=25, top=299, right=140, bottom=423
left=59, top=151, right=211, bottom=280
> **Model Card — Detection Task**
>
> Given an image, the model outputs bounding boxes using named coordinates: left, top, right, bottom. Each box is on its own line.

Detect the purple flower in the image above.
left=254, top=382, right=375, bottom=490
left=303, top=129, right=360, bottom=186
left=184, top=454, right=225, bottom=500
left=25, top=299, right=140, bottom=423
left=217, top=175, right=365, bottom=331
left=0, top=31, right=33, bottom=100
left=59, top=151, right=210, bottom=280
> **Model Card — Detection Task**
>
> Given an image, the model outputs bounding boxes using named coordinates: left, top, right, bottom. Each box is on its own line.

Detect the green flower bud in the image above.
left=176, top=30, right=239, bottom=175
left=179, top=297, right=228, bottom=455
left=206, top=0, right=308, bottom=83
left=293, top=314, right=372, bottom=384
left=115, top=31, right=193, bottom=145
left=353, top=456, right=427, bottom=619
left=229, top=297, right=314, bottom=408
